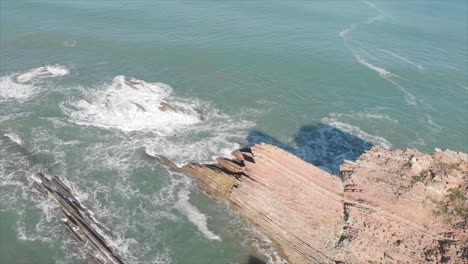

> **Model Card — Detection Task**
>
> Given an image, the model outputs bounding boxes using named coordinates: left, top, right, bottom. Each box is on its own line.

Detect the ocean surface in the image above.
left=0, top=0, right=466, bottom=263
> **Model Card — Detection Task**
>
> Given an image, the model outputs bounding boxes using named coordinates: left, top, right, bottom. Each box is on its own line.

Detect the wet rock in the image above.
left=158, top=102, right=178, bottom=112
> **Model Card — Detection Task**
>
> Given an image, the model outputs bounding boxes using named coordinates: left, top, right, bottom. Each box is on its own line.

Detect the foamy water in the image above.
left=62, top=75, right=254, bottom=165
left=1, top=0, right=466, bottom=263
left=62, top=76, right=201, bottom=133
left=0, top=65, right=70, bottom=103
left=174, top=189, right=221, bottom=241
left=0, top=73, right=260, bottom=263
left=16, top=65, right=70, bottom=83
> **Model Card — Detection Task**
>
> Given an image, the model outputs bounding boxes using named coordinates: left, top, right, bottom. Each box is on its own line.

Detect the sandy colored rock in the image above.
left=340, top=147, right=467, bottom=263
left=152, top=144, right=467, bottom=263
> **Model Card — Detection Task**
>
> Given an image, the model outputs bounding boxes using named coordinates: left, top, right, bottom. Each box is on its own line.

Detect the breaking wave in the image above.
left=62, top=76, right=201, bottom=133
left=62, top=75, right=255, bottom=165
left=0, top=65, right=70, bottom=103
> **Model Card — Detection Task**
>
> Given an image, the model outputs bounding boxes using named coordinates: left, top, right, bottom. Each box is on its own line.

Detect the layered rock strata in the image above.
left=153, top=143, right=467, bottom=263
left=3, top=134, right=124, bottom=264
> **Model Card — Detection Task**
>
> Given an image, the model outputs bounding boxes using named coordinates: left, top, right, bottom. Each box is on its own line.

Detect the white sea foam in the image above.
left=0, top=65, right=70, bottom=103
left=338, top=2, right=390, bottom=78
left=322, top=117, right=392, bottom=149
left=356, top=55, right=396, bottom=78
left=3, top=73, right=262, bottom=263
left=222, top=204, right=287, bottom=264
left=175, top=189, right=221, bottom=241
left=4, top=132, right=23, bottom=145
left=16, top=65, right=70, bottom=83
left=62, top=75, right=254, bottom=165
left=0, top=75, right=39, bottom=102
left=329, top=110, right=399, bottom=123
left=339, top=2, right=383, bottom=38
left=0, top=127, right=182, bottom=264
left=63, top=40, right=77, bottom=47
left=62, top=76, right=201, bottom=133
left=387, top=77, right=417, bottom=105
left=458, top=83, right=468, bottom=91
left=145, top=132, right=242, bottom=166
left=339, top=1, right=418, bottom=106
left=377, top=49, right=424, bottom=71
left=148, top=171, right=221, bottom=242
left=339, top=24, right=356, bottom=38
left=248, top=229, right=287, bottom=264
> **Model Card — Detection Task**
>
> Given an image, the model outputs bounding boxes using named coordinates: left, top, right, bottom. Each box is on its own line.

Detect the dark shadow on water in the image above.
left=246, top=255, right=266, bottom=264
left=246, top=123, right=372, bottom=175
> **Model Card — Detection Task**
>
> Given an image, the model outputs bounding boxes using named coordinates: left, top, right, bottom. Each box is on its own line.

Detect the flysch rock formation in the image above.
left=2, top=134, right=124, bottom=264
left=152, top=143, right=467, bottom=264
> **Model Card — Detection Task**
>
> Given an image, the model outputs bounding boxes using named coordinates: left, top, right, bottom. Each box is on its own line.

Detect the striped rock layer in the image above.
left=153, top=144, right=467, bottom=264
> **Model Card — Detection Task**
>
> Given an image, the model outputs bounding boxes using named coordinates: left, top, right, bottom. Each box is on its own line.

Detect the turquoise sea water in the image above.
left=1, top=1, right=467, bottom=263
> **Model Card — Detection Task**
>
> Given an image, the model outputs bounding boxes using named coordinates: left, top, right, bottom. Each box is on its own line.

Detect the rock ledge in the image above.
left=152, top=144, right=467, bottom=263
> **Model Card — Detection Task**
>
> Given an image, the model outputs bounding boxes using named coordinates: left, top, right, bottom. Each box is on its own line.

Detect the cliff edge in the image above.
left=152, top=144, right=467, bottom=263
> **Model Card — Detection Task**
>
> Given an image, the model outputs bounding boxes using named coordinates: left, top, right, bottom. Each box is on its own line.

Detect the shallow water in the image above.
left=1, top=1, right=467, bottom=263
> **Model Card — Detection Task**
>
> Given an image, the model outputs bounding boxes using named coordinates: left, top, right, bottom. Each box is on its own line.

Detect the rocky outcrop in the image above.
left=3, top=134, right=125, bottom=264
left=152, top=144, right=467, bottom=263
left=339, top=147, right=467, bottom=263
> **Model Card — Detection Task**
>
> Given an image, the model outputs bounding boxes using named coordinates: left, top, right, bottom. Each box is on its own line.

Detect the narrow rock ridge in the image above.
left=152, top=143, right=467, bottom=263
left=2, top=134, right=125, bottom=264
left=33, top=172, right=124, bottom=264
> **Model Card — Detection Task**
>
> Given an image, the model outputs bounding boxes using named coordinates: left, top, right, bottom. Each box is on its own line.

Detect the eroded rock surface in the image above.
left=340, top=147, right=467, bottom=263
left=152, top=144, right=467, bottom=263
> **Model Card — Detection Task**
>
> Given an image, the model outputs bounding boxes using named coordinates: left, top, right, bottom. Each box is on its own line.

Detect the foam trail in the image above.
left=387, top=78, right=416, bottom=106
left=339, top=1, right=417, bottom=106
left=338, top=1, right=389, bottom=78
left=356, top=55, right=395, bottom=78
left=330, top=110, right=399, bottom=123
left=174, top=189, right=221, bottom=241
left=339, top=0, right=384, bottom=38
left=459, top=83, right=468, bottom=91
left=322, top=117, right=392, bottom=149
left=378, top=49, right=424, bottom=71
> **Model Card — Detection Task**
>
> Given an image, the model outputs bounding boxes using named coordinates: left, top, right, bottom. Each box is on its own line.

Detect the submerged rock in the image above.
left=152, top=144, right=467, bottom=263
